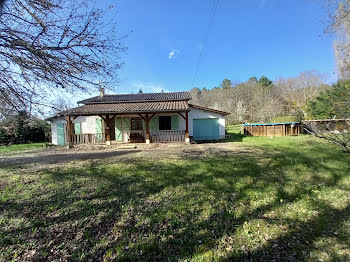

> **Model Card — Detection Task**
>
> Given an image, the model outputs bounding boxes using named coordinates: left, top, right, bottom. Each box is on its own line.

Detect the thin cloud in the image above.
left=168, top=49, right=179, bottom=59
left=132, top=82, right=170, bottom=93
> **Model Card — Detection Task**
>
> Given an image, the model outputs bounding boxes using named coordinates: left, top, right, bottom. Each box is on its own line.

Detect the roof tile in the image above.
left=78, top=91, right=191, bottom=104
left=63, top=101, right=190, bottom=116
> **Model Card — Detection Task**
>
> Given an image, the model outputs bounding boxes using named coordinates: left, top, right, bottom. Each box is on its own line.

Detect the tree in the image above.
left=307, top=80, right=350, bottom=119
left=0, top=0, right=126, bottom=114
left=138, top=89, right=144, bottom=94
left=258, top=76, right=273, bottom=87
left=220, top=79, right=232, bottom=89
left=304, top=120, right=350, bottom=153
left=0, top=110, right=50, bottom=144
left=275, top=71, right=328, bottom=120
left=325, top=0, right=350, bottom=79
left=248, top=76, right=258, bottom=83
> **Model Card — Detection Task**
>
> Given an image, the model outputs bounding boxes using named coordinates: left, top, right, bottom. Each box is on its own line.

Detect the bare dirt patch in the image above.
left=0, top=142, right=253, bottom=170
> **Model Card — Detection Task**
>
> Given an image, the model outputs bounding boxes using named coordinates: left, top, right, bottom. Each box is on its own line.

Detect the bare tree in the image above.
left=324, top=0, right=350, bottom=79
left=275, top=71, right=328, bottom=120
left=0, top=0, right=126, bottom=114
left=304, top=120, right=350, bottom=153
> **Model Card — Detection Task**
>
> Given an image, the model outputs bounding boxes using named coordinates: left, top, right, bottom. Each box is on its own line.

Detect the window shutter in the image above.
left=95, top=118, right=103, bottom=142
left=74, top=123, right=81, bottom=134
left=171, top=115, right=178, bottom=130
left=123, top=117, right=130, bottom=130
left=115, top=118, right=122, bottom=141
left=96, top=119, right=103, bottom=133
left=150, top=116, right=159, bottom=131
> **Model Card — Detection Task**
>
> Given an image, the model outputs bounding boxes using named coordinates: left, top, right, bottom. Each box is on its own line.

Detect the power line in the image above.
left=191, top=0, right=220, bottom=88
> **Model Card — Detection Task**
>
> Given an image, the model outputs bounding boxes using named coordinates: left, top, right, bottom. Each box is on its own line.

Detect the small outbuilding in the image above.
left=243, top=122, right=301, bottom=137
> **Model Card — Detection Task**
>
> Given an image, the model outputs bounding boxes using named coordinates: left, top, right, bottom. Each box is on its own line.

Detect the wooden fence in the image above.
left=243, top=123, right=301, bottom=137
left=71, top=133, right=106, bottom=145
left=150, top=130, right=185, bottom=142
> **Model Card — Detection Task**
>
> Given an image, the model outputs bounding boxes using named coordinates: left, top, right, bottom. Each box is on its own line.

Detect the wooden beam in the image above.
left=185, top=111, right=189, bottom=142
left=138, top=114, right=146, bottom=121
left=98, top=115, right=107, bottom=122
left=145, top=113, right=150, bottom=144
left=65, top=115, right=73, bottom=148
left=148, top=113, right=156, bottom=121
left=177, top=112, right=186, bottom=120
left=104, top=114, right=111, bottom=145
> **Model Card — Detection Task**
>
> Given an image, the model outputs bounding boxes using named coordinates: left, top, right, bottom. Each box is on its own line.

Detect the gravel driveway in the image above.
left=0, top=142, right=253, bottom=170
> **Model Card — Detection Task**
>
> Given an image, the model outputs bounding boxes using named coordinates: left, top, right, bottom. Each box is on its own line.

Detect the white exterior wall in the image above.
left=73, top=116, right=101, bottom=134
left=188, top=108, right=226, bottom=138
left=157, top=110, right=226, bottom=138
left=50, top=116, right=102, bottom=145
left=50, top=118, right=67, bottom=145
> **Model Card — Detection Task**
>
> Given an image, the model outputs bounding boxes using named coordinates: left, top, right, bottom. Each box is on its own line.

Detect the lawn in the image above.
left=0, top=143, right=44, bottom=154
left=0, top=127, right=349, bottom=261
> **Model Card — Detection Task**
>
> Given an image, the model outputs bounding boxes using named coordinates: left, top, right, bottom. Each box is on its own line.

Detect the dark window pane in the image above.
left=159, top=116, right=171, bottom=130
left=131, top=118, right=143, bottom=130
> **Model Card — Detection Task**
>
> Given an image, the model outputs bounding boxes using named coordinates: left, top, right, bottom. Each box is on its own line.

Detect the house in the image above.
left=46, top=90, right=229, bottom=146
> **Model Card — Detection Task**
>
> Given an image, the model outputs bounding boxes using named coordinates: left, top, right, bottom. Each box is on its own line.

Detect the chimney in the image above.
left=99, top=87, right=105, bottom=97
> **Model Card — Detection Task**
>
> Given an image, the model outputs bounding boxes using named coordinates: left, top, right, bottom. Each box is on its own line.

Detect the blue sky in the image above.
left=98, top=0, right=336, bottom=94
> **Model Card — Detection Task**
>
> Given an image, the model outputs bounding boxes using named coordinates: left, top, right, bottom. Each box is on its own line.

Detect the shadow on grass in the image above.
left=0, top=149, right=140, bottom=167
left=224, top=132, right=245, bottom=142
left=0, top=139, right=349, bottom=261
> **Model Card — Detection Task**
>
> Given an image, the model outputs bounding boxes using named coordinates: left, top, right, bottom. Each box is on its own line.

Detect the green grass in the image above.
left=0, top=143, right=45, bottom=154
left=0, top=128, right=349, bottom=261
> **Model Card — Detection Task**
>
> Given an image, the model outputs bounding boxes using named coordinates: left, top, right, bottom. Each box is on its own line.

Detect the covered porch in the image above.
left=65, top=111, right=190, bottom=147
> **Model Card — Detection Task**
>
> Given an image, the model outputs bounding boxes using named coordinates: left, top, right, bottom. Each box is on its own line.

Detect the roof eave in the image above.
left=189, top=104, right=230, bottom=116
left=80, top=98, right=191, bottom=105
left=61, top=108, right=191, bottom=117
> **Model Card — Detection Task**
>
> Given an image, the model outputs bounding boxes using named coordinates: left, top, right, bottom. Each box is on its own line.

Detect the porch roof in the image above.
left=48, top=100, right=190, bottom=119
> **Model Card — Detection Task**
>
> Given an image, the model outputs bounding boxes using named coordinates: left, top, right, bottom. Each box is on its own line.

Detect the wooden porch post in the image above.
left=105, top=115, right=111, bottom=145
left=145, top=113, right=150, bottom=144
left=185, top=111, right=190, bottom=143
left=65, top=115, right=73, bottom=148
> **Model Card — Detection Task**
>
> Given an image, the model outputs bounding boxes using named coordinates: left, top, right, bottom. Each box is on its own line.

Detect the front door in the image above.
left=107, top=117, right=116, bottom=140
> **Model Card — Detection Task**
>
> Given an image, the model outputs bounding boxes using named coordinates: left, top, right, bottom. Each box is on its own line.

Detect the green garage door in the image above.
left=193, top=118, right=219, bottom=141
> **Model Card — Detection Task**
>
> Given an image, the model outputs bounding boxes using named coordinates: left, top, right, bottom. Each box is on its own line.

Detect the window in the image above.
left=159, top=116, right=171, bottom=130
left=131, top=117, right=143, bottom=130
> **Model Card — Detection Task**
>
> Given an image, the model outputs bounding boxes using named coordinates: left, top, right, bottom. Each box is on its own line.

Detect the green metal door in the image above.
left=171, top=115, right=178, bottom=130
left=57, top=123, right=65, bottom=146
left=115, top=118, right=122, bottom=141
left=74, top=123, right=81, bottom=134
left=96, top=118, right=103, bottom=142
left=150, top=116, right=159, bottom=131
left=193, top=118, right=219, bottom=140
left=123, top=117, right=130, bottom=131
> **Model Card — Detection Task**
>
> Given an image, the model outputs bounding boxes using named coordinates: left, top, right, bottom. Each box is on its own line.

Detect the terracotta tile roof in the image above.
left=189, top=104, right=230, bottom=115
left=78, top=91, right=191, bottom=104
left=59, top=100, right=190, bottom=116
